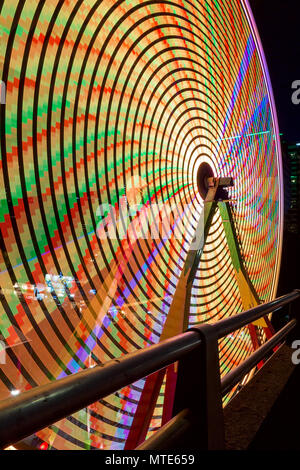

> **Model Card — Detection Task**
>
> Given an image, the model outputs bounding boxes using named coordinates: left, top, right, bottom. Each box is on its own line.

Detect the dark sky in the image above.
left=249, top=0, right=300, bottom=143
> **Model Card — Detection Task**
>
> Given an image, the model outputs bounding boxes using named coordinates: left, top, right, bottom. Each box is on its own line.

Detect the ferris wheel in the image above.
left=0, top=0, right=283, bottom=450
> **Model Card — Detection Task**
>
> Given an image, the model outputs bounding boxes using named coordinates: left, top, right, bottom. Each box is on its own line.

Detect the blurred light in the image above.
left=11, top=389, right=20, bottom=396
left=39, top=442, right=49, bottom=451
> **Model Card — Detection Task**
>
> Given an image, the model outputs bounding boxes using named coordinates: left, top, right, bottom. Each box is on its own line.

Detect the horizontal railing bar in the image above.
left=272, top=307, right=284, bottom=313
left=0, top=331, right=201, bottom=449
left=221, top=319, right=297, bottom=396
left=215, top=290, right=300, bottom=339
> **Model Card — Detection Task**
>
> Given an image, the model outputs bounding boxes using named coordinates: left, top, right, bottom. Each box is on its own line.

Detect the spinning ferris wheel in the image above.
left=0, top=0, right=283, bottom=450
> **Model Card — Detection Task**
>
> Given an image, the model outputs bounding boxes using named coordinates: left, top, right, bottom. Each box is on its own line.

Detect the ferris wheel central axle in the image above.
left=197, top=161, right=234, bottom=201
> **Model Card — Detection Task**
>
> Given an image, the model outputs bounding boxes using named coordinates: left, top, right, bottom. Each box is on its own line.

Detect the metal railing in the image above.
left=0, top=290, right=299, bottom=450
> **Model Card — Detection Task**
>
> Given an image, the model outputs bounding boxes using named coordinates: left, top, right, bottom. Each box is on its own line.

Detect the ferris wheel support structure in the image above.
left=125, top=167, right=274, bottom=449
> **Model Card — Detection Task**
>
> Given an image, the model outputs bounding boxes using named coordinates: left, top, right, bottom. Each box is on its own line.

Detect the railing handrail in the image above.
left=215, top=290, right=300, bottom=338
left=0, top=289, right=299, bottom=450
left=220, top=318, right=297, bottom=395
left=0, top=331, right=201, bottom=449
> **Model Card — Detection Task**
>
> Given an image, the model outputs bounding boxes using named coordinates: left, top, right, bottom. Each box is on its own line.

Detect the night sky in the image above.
left=249, top=0, right=300, bottom=143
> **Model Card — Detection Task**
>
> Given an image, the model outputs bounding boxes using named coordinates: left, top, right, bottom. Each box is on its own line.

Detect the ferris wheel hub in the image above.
left=197, top=162, right=214, bottom=199
left=197, top=162, right=234, bottom=201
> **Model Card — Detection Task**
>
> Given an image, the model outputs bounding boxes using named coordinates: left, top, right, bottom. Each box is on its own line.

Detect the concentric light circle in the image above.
left=0, top=0, right=282, bottom=450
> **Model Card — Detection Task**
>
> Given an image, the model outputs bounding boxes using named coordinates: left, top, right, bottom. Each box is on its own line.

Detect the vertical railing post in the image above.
left=172, top=323, right=225, bottom=450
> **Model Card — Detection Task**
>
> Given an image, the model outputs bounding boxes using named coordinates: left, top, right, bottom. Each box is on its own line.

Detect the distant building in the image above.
left=274, top=138, right=300, bottom=312
left=280, top=138, right=291, bottom=216
left=280, top=138, right=300, bottom=234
